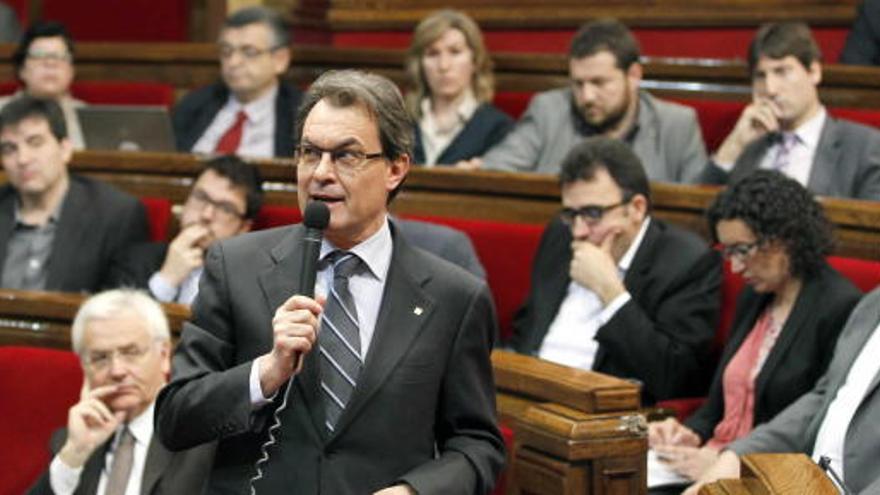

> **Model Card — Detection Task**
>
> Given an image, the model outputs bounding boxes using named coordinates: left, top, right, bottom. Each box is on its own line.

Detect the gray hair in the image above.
left=71, top=289, right=170, bottom=356
left=295, top=69, right=413, bottom=163
left=223, top=6, right=290, bottom=48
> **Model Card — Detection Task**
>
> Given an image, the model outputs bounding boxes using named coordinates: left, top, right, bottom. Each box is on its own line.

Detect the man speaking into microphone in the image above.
left=155, top=70, right=504, bottom=494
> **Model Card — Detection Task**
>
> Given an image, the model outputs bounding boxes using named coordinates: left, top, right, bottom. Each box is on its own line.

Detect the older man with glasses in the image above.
left=171, top=6, right=302, bottom=158
left=27, top=289, right=214, bottom=495
left=111, top=155, right=263, bottom=306
left=508, top=136, right=722, bottom=405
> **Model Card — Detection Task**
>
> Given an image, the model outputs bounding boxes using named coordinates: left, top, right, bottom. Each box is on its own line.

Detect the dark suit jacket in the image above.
left=155, top=223, right=504, bottom=494
left=413, top=103, right=514, bottom=165
left=840, top=0, right=880, bottom=65
left=701, top=116, right=880, bottom=200
left=731, top=287, right=880, bottom=494
left=685, top=263, right=861, bottom=441
left=27, top=428, right=215, bottom=495
left=171, top=81, right=303, bottom=157
left=0, top=175, right=149, bottom=292
left=509, top=218, right=722, bottom=403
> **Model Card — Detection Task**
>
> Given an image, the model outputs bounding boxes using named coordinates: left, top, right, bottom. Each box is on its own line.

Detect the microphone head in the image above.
left=303, top=201, right=330, bottom=230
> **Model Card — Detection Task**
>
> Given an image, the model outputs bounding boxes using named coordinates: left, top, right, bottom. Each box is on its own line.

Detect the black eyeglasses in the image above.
left=559, top=196, right=631, bottom=227
left=218, top=44, right=281, bottom=60
left=715, top=241, right=763, bottom=261
left=295, top=144, right=384, bottom=176
left=186, top=188, right=246, bottom=221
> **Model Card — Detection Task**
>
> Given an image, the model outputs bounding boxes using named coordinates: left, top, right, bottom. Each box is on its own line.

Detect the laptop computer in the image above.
left=77, top=105, right=176, bottom=152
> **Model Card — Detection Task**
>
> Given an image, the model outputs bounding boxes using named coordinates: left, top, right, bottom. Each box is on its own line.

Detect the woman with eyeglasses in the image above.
left=405, top=10, right=513, bottom=168
left=646, top=170, right=862, bottom=494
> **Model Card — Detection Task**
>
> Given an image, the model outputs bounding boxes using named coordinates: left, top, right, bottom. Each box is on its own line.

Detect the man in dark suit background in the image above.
left=172, top=6, right=302, bottom=158
left=509, top=137, right=721, bottom=404
left=113, top=155, right=263, bottom=305
left=701, top=22, right=880, bottom=200
left=28, top=289, right=213, bottom=495
left=156, top=70, right=504, bottom=494
left=0, top=96, right=148, bottom=292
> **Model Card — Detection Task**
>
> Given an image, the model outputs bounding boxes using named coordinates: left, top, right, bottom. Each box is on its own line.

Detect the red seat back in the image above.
left=41, top=0, right=188, bottom=42
left=0, top=346, right=82, bottom=494
left=0, top=81, right=175, bottom=108
left=252, top=205, right=302, bottom=231
left=140, top=196, right=173, bottom=242
left=493, top=91, right=534, bottom=120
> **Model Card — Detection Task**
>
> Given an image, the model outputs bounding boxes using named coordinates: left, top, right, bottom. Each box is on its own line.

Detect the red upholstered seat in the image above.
left=253, top=204, right=303, bottom=231
left=493, top=91, right=534, bottom=120
left=0, top=346, right=82, bottom=494
left=140, top=196, right=172, bottom=242
left=41, top=0, right=188, bottom=42
left=0, top=81, right=175, bottom=108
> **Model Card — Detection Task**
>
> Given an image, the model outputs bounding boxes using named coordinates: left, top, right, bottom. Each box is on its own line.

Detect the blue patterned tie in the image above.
left=319, top=251, right=363, bottom=432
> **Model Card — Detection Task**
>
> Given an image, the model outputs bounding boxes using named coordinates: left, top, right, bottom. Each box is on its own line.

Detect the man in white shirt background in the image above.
left=27, top=289, right=213, bottom=495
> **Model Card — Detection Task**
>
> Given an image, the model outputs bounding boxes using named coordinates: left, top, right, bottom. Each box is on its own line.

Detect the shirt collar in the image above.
left=229, top=83, right=278, bottom=124
left=420, top=90, right=479, bottom=129
left=320, top=216, right=392, bottom=283
left=790, top=105, right=826, bottom=151
left=121, top=400, right=155, bottom=447
left=12, top=196, right=63, bottom=227
left=618, top=216, right=651, bottom=272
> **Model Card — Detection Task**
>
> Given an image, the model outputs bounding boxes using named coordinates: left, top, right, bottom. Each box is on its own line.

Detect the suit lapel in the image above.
left=140, top=436, right=173, bottom=495
left=256, top=226, right=326, bottom=438
left=0, top=189, right=16, bottom=281
left=328, top=231, right=435, bottom=441
left=76, top=439, right=110, bottom=495
left=46, top=177, right=88, bottom=290
left=807, top=118, right=839, bottom=195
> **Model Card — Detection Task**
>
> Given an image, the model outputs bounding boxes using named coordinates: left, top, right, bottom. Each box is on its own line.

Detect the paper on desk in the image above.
left=647, top=449, right=692, bottom=488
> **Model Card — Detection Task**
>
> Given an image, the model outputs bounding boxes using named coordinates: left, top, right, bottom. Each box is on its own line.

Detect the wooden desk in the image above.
left=65, top=150, right=880, bottom=261
left=700, top=453, right=838, bottom=495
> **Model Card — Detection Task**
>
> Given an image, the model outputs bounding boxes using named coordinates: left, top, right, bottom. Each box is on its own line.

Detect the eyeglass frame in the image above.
left=294, top=143, right=385, bottom=176
left=185, top=187, right=247, bottom=221
left=82, top=341, right=159, bottom=372
left=217, top=43, right=284, bottom=61
left=25, top=49, right=73, bottom=64
left=715, top=239, right=765, bottom=262
left=559, top=192, right=634, bottom=227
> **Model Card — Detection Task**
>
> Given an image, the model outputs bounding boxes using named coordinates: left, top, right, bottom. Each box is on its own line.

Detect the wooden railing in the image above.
left=62, top=150, right=880, bottom=261
left=3, top=43, right=880, bottom=109
left=699, top=453, right=838, bottom=494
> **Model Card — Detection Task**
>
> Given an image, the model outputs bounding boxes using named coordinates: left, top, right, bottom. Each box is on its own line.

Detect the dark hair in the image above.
left=223, top=6, right=289, bottom=48
left=707, top=170, right=832, bottom=279
left=559, top=136, right=651, bottom=210
left=569, top=18, right=640, bottom=70
left=199, top=155, right=264, bottom=220
left=295, top=70, right=413, bottom=201
left=0, top=96, right=68, bottom=140
left=748, top=22, right=821, bottom=75
left=13, top=21, right=75, bottom=75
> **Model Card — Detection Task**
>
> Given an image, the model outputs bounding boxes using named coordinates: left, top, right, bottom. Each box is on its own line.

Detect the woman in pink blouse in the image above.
left=646, top=170, right=862, bottom=493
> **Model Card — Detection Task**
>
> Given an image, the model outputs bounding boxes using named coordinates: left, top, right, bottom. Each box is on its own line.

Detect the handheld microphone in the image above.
left=299, top=201, right=330, bottom=298
left=818, top=455, right=852, bottom=495
left=250, top=201, right=329, bottom=494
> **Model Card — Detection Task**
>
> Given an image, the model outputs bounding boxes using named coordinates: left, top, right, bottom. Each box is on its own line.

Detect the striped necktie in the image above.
left=319, top=251, right=363, bottom=433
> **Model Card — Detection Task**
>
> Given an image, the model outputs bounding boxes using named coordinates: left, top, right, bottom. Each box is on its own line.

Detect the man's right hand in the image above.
left=713, top=98, right=782, bottom=165
left=648, top=417, right=701, bottom=448
left=58, top=385, right=125, bottom=469
left=258, top=295, right=324, bottom=397
left=158, top=224, right=210, bottom=287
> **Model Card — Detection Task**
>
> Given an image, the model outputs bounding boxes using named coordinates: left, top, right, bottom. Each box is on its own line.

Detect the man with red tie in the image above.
left=171, top=6, right=302, bottom=159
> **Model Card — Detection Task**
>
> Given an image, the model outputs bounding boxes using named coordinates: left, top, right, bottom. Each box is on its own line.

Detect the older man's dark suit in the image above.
left=730, top=287, right=880, bottom=494
left=27, top=428, right=214, bottom=495
left=509, top=218, right=721, bottom=403
left=0, top=175, right=148, bottom=292
left=701, top=117, right=880, bottom=200
left=28, top=429, right=213, bottom=495
left=172, top=81, right=303, bottom=157
left=685, top=263, right=861, bottom=441
left=155, top=223, right=504, bottom=494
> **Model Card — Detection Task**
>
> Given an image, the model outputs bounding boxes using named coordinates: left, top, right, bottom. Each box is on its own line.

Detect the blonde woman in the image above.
left=406, top=10, right=512, bottom=167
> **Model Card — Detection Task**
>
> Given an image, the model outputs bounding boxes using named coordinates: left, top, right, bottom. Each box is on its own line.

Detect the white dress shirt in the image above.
left=148, top=267, right=202, bottom=306
left=50, top=402, right=155, bottom=495
left=250, top=218, right=394, bottom=404
left=758, top=107, right=826, bottom=187
left=811, top=320, right=880, bottom=483
left=192, top=84, right=278, bottom=158
left=538, top=217, right=651, bottom=370
left=418, top=91, right=478, bottom=166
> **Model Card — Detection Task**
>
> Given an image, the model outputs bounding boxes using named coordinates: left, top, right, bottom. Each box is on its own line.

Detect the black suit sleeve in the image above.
left=594, top=249, right=722, bottom=401
left=840, top=0, right=880, bottom=65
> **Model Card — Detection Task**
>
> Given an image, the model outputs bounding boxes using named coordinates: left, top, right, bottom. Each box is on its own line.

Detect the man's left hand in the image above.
left=374, top=485, right=416, bottom=495
left=570, top=231, right=626, bottom=305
